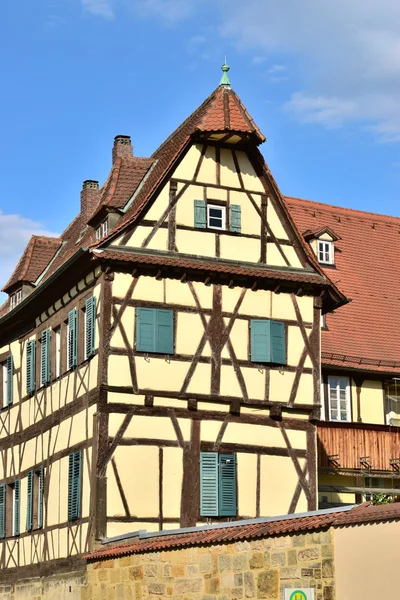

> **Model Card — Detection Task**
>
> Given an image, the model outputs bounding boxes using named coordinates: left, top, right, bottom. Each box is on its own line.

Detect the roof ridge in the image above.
left=286, top=195, right=400, bottom=224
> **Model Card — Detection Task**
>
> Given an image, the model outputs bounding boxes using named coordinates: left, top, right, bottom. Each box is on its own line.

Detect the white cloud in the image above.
left=216, top=0, right=400, bottom=140
left=82, top=0, right=115, bottom=19
left=0, top=212, right=59, bottom=303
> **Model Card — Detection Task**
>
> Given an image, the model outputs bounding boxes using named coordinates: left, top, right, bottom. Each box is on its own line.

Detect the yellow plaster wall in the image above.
left=260, top=455, right=308, bottom=515
left=355, top=379, right=385, bottom=425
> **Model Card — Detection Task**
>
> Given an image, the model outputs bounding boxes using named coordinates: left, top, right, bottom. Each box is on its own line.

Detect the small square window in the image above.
left=318, top=240, right=333, bottom=264
left=207, top=204, right=226, bottom=230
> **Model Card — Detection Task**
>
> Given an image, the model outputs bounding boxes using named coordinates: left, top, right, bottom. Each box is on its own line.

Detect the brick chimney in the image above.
left=81, top=180, right=100, bottom=222
left=112, top=135, right=133, bottom=163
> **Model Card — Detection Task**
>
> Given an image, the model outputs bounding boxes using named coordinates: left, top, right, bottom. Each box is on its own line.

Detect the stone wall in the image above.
left=85, top=529, right=335, bottom=600
left=0, top=571, right=86, bottom=600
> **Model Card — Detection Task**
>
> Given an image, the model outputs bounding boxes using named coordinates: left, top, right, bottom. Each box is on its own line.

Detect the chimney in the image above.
left=112, top=135, right=133, bottom=163
left=81, top=180, right=100, bottom=222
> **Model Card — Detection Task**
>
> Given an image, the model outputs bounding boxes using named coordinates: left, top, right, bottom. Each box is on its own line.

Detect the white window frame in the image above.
left=16, top=289, right=22, bottom=305
left=328, top=376, right=351, bottom=422
left=55, top=328, right=61, bottom=379
left=2, top=363, right=7, bottom=409
left=12, top=484, right=18, bottom=537
left=10, top=295, right=15, bottom=310
left=207, top=204, right=226, bottom=231
left=101, top=219, right=108, bottom=237
left=318, top=240, right=334, bottom=265
left=96, top=226, right=102, bottom=241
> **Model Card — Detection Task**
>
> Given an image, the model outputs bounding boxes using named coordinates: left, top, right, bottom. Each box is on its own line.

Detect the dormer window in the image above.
left=96, top=219, right=108, bottom=241
left=10, top=289, right=22, bottom=310
left=318, top=240, right=334, bottom=265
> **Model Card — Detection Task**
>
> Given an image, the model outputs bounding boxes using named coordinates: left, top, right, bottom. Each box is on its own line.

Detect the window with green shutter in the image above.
left=68, top=451, right=82, bottom=521
left=136, top=308, right=174, bottom=354
left=194, top=200, right=207, bottom=229
left=200, top=452, right=237, bottom=517
left=13, top=480, right=20, bottom=536
left=85, top=297, right=96, bottom=359
left=67, top=309, right=78, bottom=370
left=0, top=484, right=5, bottom=538
left=229, top=204, right=241, bottom=233
left=41, top=329, right=51, bottom=386
left=38, top=466, right=44, bottom=529
left=250, top=319, right=286, bottom=365
left=26, top=341, right=36, bottom=395
left=26, top=471, right=33, bottom=531
left=27, top=467, right=44, bottom=531
left=6, top=355, right=13, bottom=406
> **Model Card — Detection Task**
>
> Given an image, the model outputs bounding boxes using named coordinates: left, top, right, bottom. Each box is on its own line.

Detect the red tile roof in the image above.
left=286, top=196, right=400, bottom=373
left=2, top=236, right=62, bottom=292
left=84, top=502, right=400, bottom=562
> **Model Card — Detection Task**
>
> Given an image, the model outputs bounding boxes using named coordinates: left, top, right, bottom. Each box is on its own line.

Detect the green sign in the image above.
left=290, top=592, right=308, bottom=600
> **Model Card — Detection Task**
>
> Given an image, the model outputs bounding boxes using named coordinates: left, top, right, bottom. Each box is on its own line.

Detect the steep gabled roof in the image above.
left=2, top=235, right=62, bottom=292
left=287, top=196, right=400, bottom=373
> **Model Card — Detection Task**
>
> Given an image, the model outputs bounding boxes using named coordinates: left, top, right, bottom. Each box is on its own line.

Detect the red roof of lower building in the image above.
left=286, top=196, right=400, bottom=374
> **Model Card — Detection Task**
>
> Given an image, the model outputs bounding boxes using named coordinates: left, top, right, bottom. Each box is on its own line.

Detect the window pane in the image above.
left=209, top=208, right=222, bottom=218
left=209, top=218, right=222, bottom=227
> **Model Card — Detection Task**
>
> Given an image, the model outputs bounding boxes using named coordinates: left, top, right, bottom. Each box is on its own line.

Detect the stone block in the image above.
left=244, top=572, right=255, bottom=598
left=171, top=565, right=185, bottom=578
left=219, top=555, right=232, bottom=571
left=174, top=577, right=203, bottom=595
left=275, top=536, right=291, bottom=548
left=129, top=566, right=144, bottom=580
left=314, top=569, right=321, bottom=579
left=234, top=573, right=243, bottom=586
left=271, top=552, right=286, bottom=567
left=292, top=536, right=305, bottom=547
left=233, top=554, right=248, bottom=571
left=231, top=587, right=243, bottom=599
left=118, top=556, right=132, bottom=568
left=301, top=569, right=313, bottom=577
left=297, top=548, right=320, bottom=562
left=222, top=573, right=234, bottom=587
left=249, top=552, right=264, bottom=569
left=144, top=564, right=157, bottom=578
left=205, top=577, right=220, bottom=594
left=200, top=554, right=213, bottom=573
left=280, top=567, right=301, bottom=580
left=187, top=564, right=199, bottom=576
left=263, top=551, right=270, bottom=567
left=323, top=586, right=334, bottom=600
left=257, top=570, right=279, bottom=599
left=263, top=537, right=274, bottom=549
left=322, top=544, right=333, bottom=558
left=148, top=583, right=166, bottom=595
left=98, top=570, right=108, bottom=582
left=288, top=550, right=297, bottom=566
left=322, top=560, right=334, bottom=579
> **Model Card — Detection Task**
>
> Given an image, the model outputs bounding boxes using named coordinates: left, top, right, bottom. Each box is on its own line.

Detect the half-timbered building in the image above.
left=288, top=197, right=400, bottom=507
left=0, top=67, right=346, bottom=580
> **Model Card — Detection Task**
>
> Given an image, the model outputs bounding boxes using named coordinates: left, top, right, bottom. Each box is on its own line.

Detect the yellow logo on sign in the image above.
left=290, top=592, right=307, bottom=600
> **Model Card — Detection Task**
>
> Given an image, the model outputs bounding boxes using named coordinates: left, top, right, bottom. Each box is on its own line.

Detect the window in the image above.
left=200, top=453, right=237, bottom=517
left=67, top=309, right=78, bottom=370
left=12, top=481, right=20, bottom=536
left=26, top=340, right=36, bottom=395
left=194, top=200, right=241, bottom=233
left=68, top=451, right=82, bottom=521
left=385, top=382, right=400, bottom=425
left=27, top=467, right=44, bottom=531
left=40, top=329, right=51, bottom=386
left=0, top=481, right=21, bottom=538
left=55, top=327, right=61, bottom=378
left=10, top=289, right=22, bottom=310
left=328, top=376, right=351, bottom=421
left=318, top=240, right=334, bottom=265
left=2, top=356, right=13, bottom=408
left=84, top=297, right=96, bottom=360
left=250, top=320, right=286, bottom=365
left=0, top=484, right=5, bottom=538
left=136, top=308, right=174, bottom=354
left=96, top=219, right=108, bottom=241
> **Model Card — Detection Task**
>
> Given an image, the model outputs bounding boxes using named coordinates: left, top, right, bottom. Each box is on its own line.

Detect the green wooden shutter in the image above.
left=85, top=297, right=96, bottom=359
left=229, top=205, right=241, bottom=233
left=194, top=200, right=206, bottom=229
left=14, top=480, right=20, bottom=536
left=270, top=320, right=286, bottom=365
left=26, top=341, right=36, bottom=395
left=67, top=309, right=78, bottom=369
left=7, top=355, right=13, bottom=406
left=200, top=452, right=219, bottom=517
left=41, top=329, right=51, bottom=385
left=68, top=451, right=82, bottom=521
left=26, top=471, right=33, bottom=531
left=219, top=454, right=237, bottom=516
left=156, top=310, right=174, bottom=354
left=0, top=484, right=5, bottom=538
left=136, top=308, right=156, bottom=353
left=38, top=466, right=44, bottom=529
left=250, top=320, right=271, bottom=363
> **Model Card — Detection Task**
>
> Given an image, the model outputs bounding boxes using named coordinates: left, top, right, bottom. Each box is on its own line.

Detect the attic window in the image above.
left=10, top=290, right=22, bottom=310
left=318, top=240, right=334, bottom=265
left=96, top=219, right=108, bottom=241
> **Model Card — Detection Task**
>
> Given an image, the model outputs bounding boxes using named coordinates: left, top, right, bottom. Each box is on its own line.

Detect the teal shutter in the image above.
left=26, top=341, right=36, bottom=395
left=270, top=320, right=286, bottom=365
left=38, top=466, right=44, bottom=529
left=85, top=297, right=96, bottom=359
left=7, top=355, right=13, bottom=406
left=0, top=484, right=5, bottom=538
left=194, top=200, right=206, bottom=229
left=26, top=471, right=33, bottom=531
left=229, top=205, right=241, bottom=233
left=14, top=480, right=20, bottom=536
left=67, top=309, right=78, bottom=369
left=68, top=451, right=82, bottom=521
left=41, top=329, right=51, bottom=385
left=136, top=308, right=155, bottom=353
left=200, top=452, right=219, bottom=517
left=219, top=454, right=237, bottom=516
left=156, top=310, right=174, bottom=354
left=250, top=320, right=271, bottom=363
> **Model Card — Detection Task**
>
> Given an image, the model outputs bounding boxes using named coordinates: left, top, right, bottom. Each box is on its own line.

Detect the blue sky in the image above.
left=1, top=0, right=400, bottom=292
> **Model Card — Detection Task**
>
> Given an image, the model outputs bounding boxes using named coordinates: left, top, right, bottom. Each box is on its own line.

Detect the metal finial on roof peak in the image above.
left=219, top=59, right=230, bottom=86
